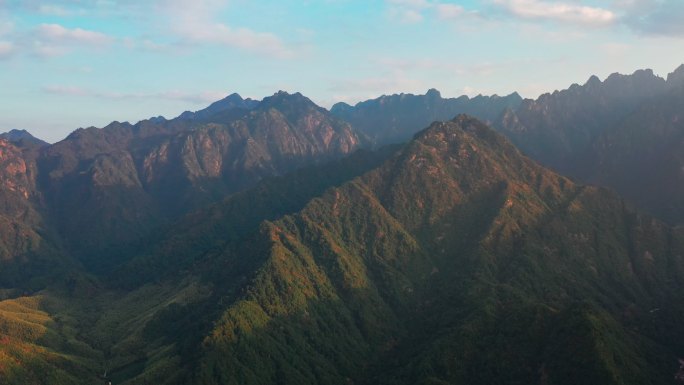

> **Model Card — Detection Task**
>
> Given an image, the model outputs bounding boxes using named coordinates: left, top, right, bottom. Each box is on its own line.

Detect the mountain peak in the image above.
left=584, top=74, right=601, bottom=87
left=0, top=129, right=49, bottom=146
left=413, top=114, right=506, bottom=149
left=667, top=63, right=684, bottom=86
left=204, top=92, right=257, bottom=111
left=634, top=68, right=655, bottom=77
left=426, top=88, right=442, bottom=98
left=269, top=90, right=305, bottom=100
left=330, top=101, right=353, bottom=114
left=177, top=92, right=258, bottom=120
left=258, top=91, right=318, bottom=111
left=508, top=91, right=523, bottom=100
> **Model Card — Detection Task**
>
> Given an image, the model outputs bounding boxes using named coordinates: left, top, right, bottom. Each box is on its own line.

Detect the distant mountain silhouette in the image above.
left=0, top=129, right=49, bottom=147
left=497, top=65, right=684, bottom=223
left=331, top=88, right=522, bottom=146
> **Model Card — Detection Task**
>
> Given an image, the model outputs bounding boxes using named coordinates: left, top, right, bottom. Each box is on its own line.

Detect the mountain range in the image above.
left=1, top=91, right=360, bottom=274
left=331, top=88, right=522, bottom=146
left=332, top=65, right=684, bottom=225
left=1, top=65, right=684, bottom=384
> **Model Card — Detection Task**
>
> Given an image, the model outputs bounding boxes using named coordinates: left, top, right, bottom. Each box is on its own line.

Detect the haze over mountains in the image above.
left=333, top=65, right=684, bottom=225
left=331, top=89, right=523, bottom=146
left=1, top=65, right=684, bottom=384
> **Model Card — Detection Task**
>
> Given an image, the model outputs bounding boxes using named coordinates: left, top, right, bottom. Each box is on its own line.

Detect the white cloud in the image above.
left=35, top=23, right=113, bottom=45
left=178, top=23, right=292, bottom=58
left=386, top=0, right=619, bottom=28
left=386, top=0, right=434, bottom=24
left=15, top=23, right=115, bottom=58
left=493, top=0, right=616, bottom=26
left=155, top=0, right=293, bottom=58
left=435, top=3, right=465, bottom=20
left=388, top=7, right=425, bottom=23
left=386, top=0, right=432, bottom=9
left=386, top=0, right=474, bottom=24
left=1, top=0, right=294, bottom=57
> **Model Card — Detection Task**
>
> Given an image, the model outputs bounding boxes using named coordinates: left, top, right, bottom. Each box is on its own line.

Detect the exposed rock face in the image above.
left=496, top=69, right=669, bottom=176
left=33, top=92, right=361, bottom=265
left=0, top=139, right=68, bottom=286
left=0, top=139, right=31, bottom=202
left=495, top=66, right=684, bottom=224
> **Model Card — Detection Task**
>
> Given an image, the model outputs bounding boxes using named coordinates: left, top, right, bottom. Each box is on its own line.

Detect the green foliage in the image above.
left=114, top=145, right=398, bottom=287
left=0, top=295, right=100, bottom=385
left=4, top=114, right=684, bottom=385
left=189, top=116, right=684, bottom=385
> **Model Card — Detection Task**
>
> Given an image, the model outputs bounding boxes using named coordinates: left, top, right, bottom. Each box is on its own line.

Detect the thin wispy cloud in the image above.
left=43, top=85, right=228, bottom=105
left=2, top=0, right=295, bottom=58
left=156, top=0, right=294, bottom=58
left=385, top=0, right=482, bottom=24
left=0, top=20, right=114, bottom=59
left=386, top=0, right=431, bottom=23
left=178, top=23, right=293, bottom=58
left=29, top=23, right=114, bottom=58
left=493, top=0, right=616, bottom=26
left=435, top=3, right=465, bottom=20
left=35, top=24, right=113, bottom=45
left=386, top=0, right=616, bottom=27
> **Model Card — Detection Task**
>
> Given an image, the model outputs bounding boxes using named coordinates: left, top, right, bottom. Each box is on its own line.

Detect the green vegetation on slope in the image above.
left=3, top=114, right=684, bottom=385
left=192, top=116, right=684, bottom=385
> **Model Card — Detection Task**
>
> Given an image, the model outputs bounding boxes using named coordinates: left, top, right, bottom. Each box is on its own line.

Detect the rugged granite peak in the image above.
left=0, top=139, right=70, bottom=286
left=667, top=64, right=684, bottom=86
left=0, top=139, right=34, bottom=213
left=425, top=88, right=441, bottom=98
left=257, top=91, right=319, bottom=116
left=33, top=91, right=361, bottom=265
left=584, top=74, right=601, bottom=86
left=496, top=67, right=670, bottom=177
left=330, top=89, right=522, bottom=146
left=494, top=64, right=684, bottom=224
left=178, top=93, right=259, bottom=120
left=0, top=129, right=48, bottom=147
left=588, top=82, right=684, bottom=223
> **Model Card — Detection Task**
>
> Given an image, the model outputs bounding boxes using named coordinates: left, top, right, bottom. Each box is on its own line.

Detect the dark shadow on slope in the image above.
left=110, top=146, right=401, bottom=288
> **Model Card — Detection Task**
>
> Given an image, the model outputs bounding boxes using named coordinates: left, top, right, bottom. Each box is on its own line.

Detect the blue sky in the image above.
left=0, top=0, right=683, bottom=142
